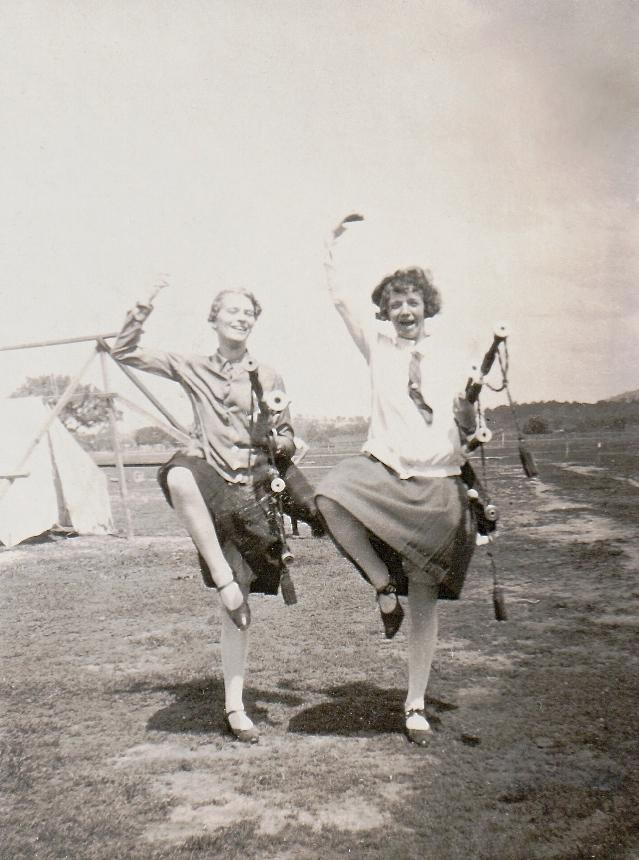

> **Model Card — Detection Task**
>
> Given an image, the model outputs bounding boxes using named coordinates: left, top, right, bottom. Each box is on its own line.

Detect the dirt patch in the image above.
left=561, top=463, right=639, bottom=491
left=141, top=748, right=412, bottom=842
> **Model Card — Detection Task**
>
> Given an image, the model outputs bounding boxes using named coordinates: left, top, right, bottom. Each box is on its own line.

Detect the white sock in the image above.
left=221, top=611, right=251, bottom=728
left=405, top=577, right=438, bottom=717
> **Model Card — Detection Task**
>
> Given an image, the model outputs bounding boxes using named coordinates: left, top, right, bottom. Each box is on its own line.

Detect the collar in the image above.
left=211, top=349, right=254, bottom=373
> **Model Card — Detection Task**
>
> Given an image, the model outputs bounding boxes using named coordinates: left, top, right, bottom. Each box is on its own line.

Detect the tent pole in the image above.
left=104, top=348, right=191, bottom=436
left=0, top=349, right=99, bottom=503
left=99, top=349, right=134, bottom=539
left=94, top=337, right=190, bottom=436
left=0, top=332, right=119, bottom=352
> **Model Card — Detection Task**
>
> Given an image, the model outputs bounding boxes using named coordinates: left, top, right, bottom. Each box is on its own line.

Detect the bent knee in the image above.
left=407, top=574, right=439, bottom=601
left=316, top=495, right=340, bottom=520
left=166, top=466, right=200, bottom=501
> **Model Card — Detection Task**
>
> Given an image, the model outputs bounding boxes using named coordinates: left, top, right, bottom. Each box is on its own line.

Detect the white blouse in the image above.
left=326, top=261, right=473, bottom=479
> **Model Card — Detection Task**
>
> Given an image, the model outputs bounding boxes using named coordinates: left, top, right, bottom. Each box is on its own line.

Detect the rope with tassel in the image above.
left=464, top=324, right=538, bottom=620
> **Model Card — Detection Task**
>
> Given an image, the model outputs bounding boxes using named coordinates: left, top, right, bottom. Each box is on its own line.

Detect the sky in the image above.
left=1, top=0, right=637, bottom=426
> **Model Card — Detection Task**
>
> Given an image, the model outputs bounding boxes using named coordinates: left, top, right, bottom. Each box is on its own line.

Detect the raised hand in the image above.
left=324, top=214, right=365, bottom=278
left=330, top=212, right=364, bottom=242
left=129, top=279, right=169, bottom=323
left=145, top=277, right=169, bottom=307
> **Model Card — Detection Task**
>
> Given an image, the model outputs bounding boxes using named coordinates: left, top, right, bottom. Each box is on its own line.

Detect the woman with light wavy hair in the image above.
left=112, top=287, right=319, bottom=743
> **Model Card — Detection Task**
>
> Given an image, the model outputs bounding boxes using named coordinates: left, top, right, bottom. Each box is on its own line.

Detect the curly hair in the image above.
left=371, top=267, right=442, bottom=321
left=208, top=289, right=262, bottom=323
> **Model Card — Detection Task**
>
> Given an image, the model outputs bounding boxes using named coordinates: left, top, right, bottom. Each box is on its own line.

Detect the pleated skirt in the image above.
left=316, top=455, right=476, bottom=599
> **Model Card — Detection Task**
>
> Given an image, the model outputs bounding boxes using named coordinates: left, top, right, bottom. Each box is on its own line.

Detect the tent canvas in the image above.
left=0, top=398, right=114, bottom=547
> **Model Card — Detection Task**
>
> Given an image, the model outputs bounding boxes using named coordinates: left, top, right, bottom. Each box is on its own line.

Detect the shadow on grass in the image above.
left=136, top=677, right=304, bottom=735
left=288, top=680, right=458, bottom=737
left=121, top=677, right=459, bottom=738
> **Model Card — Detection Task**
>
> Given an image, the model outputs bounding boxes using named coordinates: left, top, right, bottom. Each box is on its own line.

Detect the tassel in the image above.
left=280, top=569, right=297, bottom=605
left=492, top=584, right=507, bottom=621
left=489, top=552, right=507, bottom=621
left=518, top=440, right=538, bottom=478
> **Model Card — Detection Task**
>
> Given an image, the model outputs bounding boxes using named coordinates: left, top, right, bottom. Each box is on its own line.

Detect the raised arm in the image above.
left=110, top=301, right=152, bottom=358
left=110, top=284, right=180, bottom=380
left=324, top=214, right=371, bottom=362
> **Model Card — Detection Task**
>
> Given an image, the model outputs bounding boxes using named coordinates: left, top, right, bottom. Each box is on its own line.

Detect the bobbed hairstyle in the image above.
left=371, top=267, right=442, bottom=321
left=208, top=289, right=262, bottom=323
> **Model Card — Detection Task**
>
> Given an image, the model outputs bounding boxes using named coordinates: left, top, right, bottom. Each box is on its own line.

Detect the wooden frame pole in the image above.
left=0, top=332, right=119, bottom=352
left=98, top=349, right=134, bottom=538
left=0, top=349, right=99, bottom=503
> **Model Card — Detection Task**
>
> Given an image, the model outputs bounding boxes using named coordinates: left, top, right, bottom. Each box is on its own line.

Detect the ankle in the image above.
left=218, top=579, right=244, bottom=611
left=376, top=580, right=398, bottom=613
left=225, top=708, right=253, bottom=730
left=405, top=708, right=430, bottom=731
left=215, top=565, right=235, bottom=590
left=374, top=577, right=393, bottom=595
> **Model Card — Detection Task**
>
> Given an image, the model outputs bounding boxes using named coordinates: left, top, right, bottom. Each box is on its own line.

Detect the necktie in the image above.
left=408, top=351, right=433, bottom=425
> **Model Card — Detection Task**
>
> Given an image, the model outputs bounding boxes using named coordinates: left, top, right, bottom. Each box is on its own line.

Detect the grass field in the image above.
left=2, top=435, right=639, bottom=859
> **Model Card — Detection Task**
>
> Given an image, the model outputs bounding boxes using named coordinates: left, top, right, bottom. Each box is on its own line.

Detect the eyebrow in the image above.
left=224, top=305, right=255, bottom=313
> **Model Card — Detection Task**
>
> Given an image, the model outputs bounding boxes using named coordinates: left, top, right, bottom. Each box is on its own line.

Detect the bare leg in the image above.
left=316, top=496, right=396, bottom=612
left=166, top=467, right=243, bottom=612
left=405, top=575, right=439, bottom=731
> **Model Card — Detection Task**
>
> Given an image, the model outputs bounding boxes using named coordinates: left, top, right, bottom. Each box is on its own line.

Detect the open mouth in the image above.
left=396, top=319, right=419, bottom=339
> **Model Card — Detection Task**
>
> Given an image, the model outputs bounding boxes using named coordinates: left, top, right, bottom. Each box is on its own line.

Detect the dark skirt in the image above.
left=158, top=452, right=324, bottom=597
left=158, top=453, right=283, bottom=596
left=316, top=455, right=476, bottom=599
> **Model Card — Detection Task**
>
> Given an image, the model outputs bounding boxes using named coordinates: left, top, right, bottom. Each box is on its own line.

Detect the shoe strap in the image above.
left=218, top=580, right=237, bottom=593
left=405, top=707, right=426, bottom=718
left=376, top=580, right=397, bottom=596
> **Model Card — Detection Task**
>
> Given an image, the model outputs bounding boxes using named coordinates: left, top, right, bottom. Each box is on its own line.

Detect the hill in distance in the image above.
left=604, top=388, right=639, bottom=403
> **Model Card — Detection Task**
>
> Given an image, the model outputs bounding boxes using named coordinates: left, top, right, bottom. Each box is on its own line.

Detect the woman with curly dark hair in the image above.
left=316, top=217, right=478, bottom=746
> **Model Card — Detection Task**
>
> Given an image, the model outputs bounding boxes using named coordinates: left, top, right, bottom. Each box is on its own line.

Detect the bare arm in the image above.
left=323, top=214, right=372, bottom=362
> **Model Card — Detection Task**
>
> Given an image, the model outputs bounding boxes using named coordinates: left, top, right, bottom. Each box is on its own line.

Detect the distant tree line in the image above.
left=293, top=415, right=369, bottom=447
left=10, top=374, right=120, bottom=433
left=11, top=371, right=638, bottom=450
left=486, top=400, right=639, bottom=434
left=133, top=426, right=176, bottom=447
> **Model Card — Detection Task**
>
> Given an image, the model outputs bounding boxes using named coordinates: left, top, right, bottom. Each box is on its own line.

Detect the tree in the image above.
left=10, top=374, right=120, bottom=433
left=522, top=415, right=550, bottom=435
left=134, top=425, right=176, bottom=447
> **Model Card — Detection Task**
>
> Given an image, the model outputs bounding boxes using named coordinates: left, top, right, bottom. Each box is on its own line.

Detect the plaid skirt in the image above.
left=158, top=453, right=283, bottom=596
left=316, top=455, right=476, bottom=599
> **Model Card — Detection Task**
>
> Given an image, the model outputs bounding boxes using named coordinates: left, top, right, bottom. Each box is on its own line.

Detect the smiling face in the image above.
left=210, top=291, right=257, bottom=351
left=386, top=285, right=426, bottom=341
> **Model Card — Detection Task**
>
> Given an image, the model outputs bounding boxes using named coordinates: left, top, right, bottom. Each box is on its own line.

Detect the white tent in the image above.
left=0, top=398, right=114, bottom=547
